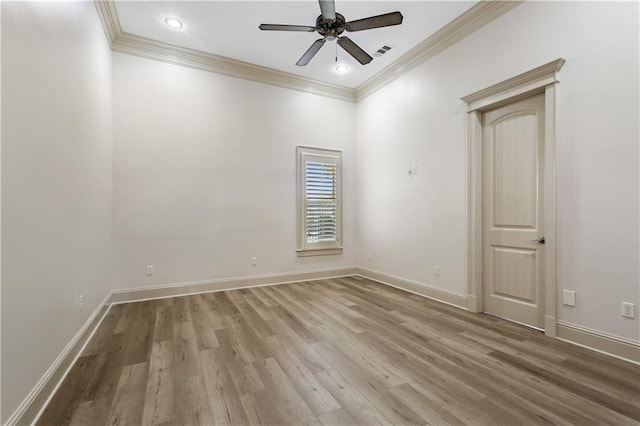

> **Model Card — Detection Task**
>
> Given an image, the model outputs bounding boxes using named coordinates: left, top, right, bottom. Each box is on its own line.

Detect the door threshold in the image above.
left=483, top=312, right=544, bottom=332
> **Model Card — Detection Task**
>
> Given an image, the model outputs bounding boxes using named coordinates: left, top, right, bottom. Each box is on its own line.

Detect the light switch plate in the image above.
left=563, top=290, right=576, bottom=307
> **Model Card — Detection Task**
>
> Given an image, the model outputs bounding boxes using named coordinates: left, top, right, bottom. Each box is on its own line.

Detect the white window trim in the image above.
left=296, top=146, right=343, bottom=256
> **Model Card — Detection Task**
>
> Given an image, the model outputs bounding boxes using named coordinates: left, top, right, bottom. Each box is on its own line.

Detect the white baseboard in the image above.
left=110, top=266, right=359, bottom=304
left=557, top=321, right=640, bottom=365
left=356, top=267, right=469, bottom=309
left=5, top=292, right=113, bottom=426
left=356, top=268, right=638, bottom=365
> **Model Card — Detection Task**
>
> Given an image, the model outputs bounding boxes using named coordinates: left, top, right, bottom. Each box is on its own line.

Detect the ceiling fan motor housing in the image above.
left=316, top=13, right=346, bottom=40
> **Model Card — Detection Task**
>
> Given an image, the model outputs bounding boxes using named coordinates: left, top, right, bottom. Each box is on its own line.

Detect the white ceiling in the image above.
left=115, top=1, right=477, bottom=89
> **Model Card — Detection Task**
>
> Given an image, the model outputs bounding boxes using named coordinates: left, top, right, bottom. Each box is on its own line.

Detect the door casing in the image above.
left=462, top=58, right=565, bottom=337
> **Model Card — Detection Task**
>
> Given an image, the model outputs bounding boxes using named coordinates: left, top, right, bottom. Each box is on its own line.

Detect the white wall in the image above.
left=2, top=3, right=638, bottom=419
left=112, top=53, right=357, bottom=289
left=356, top=1, right=639, bottom=341
left=1, top=2, right=113, bottom=421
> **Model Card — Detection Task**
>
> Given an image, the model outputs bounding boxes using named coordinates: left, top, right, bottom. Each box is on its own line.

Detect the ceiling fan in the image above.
left=259, top=0, right=403, bottom=66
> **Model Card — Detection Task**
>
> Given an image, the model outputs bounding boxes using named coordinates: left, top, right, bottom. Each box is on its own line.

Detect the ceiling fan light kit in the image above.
left=334, top=64, right=349, bottom=74
left=259, top=0, right=403, bottom=67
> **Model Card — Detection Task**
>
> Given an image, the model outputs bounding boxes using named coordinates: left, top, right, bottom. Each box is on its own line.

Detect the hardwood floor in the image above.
left=38, top=276, right=640, bottom=425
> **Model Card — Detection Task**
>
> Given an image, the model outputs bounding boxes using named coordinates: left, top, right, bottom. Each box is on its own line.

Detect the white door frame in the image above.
left=462, top=58, right=565, bottom=337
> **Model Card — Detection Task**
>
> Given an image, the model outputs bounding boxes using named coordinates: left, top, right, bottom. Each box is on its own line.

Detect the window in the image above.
left=296, top=146, right=343, bottom=256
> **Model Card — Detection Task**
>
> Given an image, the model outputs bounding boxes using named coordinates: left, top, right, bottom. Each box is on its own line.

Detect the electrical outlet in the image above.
left=622, top=302, right=635, bottom=318
left=251, top=257, right=257, bottom=266
left=146, top=265, right=154, bottom=276
left=367, top=252, right=373, bottom=261
left=78, top=295, right=84, bottom=312
left=434, top=265, right=440, bottom=276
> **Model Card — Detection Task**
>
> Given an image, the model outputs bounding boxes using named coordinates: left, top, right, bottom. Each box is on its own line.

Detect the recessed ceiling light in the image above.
left=334, top=64, right=349, bottom=74
left=164, top=17, right=183, bottom=29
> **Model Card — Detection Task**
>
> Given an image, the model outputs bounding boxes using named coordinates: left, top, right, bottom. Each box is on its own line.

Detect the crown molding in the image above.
left=94, top=0, right=120, bottom=49
left=94, top=0, right=523, bottom=104
left=114, top=32, right=356, bottom=102
left=354, top=1, right=524, bottom=102
left=93, top=0, right=355, bottom=102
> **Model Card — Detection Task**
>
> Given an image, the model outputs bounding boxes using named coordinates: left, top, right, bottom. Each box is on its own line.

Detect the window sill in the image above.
left=296, top=248, right=343, bottom=257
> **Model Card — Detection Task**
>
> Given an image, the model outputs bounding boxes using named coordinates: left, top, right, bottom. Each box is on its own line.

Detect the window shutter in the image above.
left=305, top=161, right=338, bottom=244
left=296, top=146, right=342, bottom=255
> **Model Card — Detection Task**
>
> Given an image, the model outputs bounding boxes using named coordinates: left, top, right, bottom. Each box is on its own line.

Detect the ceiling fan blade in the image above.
left=318, top=0, right=336, bottom=21
left=259, top=24, right=316, bottom=32
left=346, top=11, right=403, bottom=32
left=337, top=36, right=372, bottom=65
left=296, top=38, right=326, bottom=66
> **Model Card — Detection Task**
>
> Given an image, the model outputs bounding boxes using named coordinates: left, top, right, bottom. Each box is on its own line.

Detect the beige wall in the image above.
left=356, top=0, right=639, bottom=341
left=1, top=2, right=113, bottom=421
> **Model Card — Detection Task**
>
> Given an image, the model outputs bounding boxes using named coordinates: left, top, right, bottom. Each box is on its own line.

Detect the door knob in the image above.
left=529, top=237, right=545, bottom=244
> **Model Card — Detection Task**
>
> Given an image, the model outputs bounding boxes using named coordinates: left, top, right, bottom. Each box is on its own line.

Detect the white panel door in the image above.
left=483, top=94, right=545, bottom=329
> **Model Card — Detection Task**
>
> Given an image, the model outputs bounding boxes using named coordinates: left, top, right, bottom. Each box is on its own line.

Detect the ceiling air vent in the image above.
left=373, top=45, right=393, bottom=57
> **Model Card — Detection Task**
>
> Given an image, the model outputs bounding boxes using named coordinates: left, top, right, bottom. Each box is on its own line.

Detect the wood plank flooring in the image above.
left=38, top=277, right=640, bottom=425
